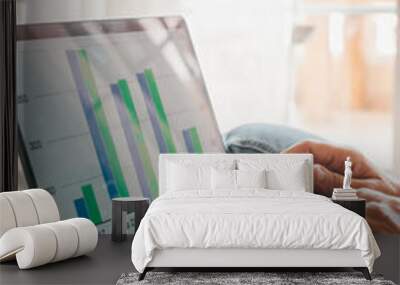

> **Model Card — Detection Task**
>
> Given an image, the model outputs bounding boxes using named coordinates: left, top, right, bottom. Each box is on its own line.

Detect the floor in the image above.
left=0, top=234, right=392, bottom=284
left=0, top=235, right=134, bottom=285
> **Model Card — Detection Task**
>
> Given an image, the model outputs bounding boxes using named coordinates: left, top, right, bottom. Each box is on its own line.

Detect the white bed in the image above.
left=131, top=154, right=380, bottom=280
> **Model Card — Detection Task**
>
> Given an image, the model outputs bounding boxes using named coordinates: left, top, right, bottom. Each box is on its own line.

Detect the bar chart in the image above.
left=110, top=80, right=158, bottom=200
left=17, top=18, right=224, bottom=232
left=183, top=127, right=204, bottom=153
left=66, top=49, right=129, bottom=199
left=66, top=49, right=210, bottom=222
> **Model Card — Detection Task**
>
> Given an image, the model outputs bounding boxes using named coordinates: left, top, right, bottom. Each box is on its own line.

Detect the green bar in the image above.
left=78, top=49, right=129, bottom=197
left=117, top=80, right=159, bottom=198
left=189, top=127, right=203, bottom=153
left=81, top=184, right=102, bottom=224
left=143, top=69, right=176, bottom=153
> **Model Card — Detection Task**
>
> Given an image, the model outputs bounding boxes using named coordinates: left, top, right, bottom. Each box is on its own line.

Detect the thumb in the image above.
left=313, top=164, right=344, bottom=197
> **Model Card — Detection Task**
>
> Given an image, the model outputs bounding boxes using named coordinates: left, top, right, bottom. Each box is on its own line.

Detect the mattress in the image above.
left=131, top=190, right=380, bottom=273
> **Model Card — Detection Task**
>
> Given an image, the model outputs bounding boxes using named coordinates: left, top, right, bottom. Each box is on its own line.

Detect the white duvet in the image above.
left=131, top=190, right=380, bottom=273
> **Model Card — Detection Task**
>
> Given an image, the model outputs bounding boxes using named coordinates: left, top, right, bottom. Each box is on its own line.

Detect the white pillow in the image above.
left=167, top=163, right=211, bottom=191
left=238, top=159, right=307, bottom=191
left=211, top=168, right=236, bottom=190
left=267, top=168, right=306, bottom=191
left=236, top=169, right=268, bottom=189
left=211, top=169, right=268, bottom=190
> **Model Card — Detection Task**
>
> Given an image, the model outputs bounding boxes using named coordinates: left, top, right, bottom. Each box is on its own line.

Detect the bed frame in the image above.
left=138, top=154, right=371, bottom=281
left=140, top=248, right=370, bottom=280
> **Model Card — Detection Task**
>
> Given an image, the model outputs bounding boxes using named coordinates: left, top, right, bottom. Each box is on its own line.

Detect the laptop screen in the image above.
left=17, top=16, right=223, bottom=233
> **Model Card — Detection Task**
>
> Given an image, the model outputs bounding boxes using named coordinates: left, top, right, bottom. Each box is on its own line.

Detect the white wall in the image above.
left=16, top=0, right=294, bottom=133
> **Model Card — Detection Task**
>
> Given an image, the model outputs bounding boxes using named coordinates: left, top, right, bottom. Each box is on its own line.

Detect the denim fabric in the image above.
left=224, top=123, right=322, bottom=154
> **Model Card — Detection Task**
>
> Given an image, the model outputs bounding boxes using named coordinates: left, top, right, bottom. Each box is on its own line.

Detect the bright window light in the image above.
left=329, top=13, right=345, bottom=57
left=374, top=14, right=396, bottom=56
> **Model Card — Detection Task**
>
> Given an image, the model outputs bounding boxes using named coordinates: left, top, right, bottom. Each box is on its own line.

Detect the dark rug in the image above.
left=116, top=272, right=396, bottom=285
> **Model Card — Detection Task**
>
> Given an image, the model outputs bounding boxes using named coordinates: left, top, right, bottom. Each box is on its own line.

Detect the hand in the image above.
left=283, top=140, right=400, bottom=234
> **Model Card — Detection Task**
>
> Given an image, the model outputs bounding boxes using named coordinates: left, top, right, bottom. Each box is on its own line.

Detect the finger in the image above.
left=366, top=202, right=400, bottom=234
left=387, top=199, right=400, bottom=213
left=367, top=218, right=393, bottom=234
left=351, top=179, right=395, bottom=196
left=313, top=164, right=344, bottom=197
left=384, top=173, right=400, bottom=196
left=356, top=187, right=400, bottom=203
left=368, top=202, right=400, bottom=234
left=283, top=140, right=378, bottom=179
left=313, top=165, right=393, bottom=197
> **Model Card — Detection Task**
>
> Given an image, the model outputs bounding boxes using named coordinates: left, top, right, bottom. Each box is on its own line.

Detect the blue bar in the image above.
left=66, top=50, right=119, bottom=199
left=74, top=198, right=89, bottom=218
left=136, top=73, right=167, bottom=153
left=110, top=83, right=151, bottom=199
left=183, top=128, right=195, bottom=153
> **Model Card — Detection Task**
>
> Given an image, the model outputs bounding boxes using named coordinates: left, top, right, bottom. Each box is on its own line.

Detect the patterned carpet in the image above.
left=116, top=271, right=396, bottom=285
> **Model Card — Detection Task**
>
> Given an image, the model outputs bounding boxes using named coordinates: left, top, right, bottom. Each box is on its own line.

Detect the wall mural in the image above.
left=17, top=17, right=224, bottom=233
